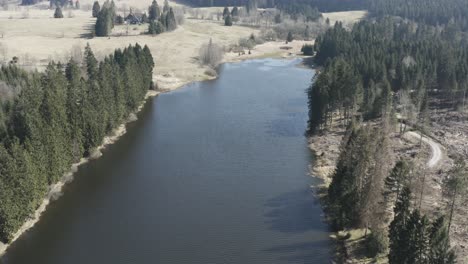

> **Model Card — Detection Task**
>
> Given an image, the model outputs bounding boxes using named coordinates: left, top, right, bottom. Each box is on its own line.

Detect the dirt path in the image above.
left=406, top=131, right=442, bottom=168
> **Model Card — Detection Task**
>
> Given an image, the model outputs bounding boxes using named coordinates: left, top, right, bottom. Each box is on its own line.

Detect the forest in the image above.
left=369, top=0, right=468, bottom=31
left=309, top=18, right=468, bottom=132
left=308, top=0, right=468, bottom=262
left=181, top=0, right=366, bottom=11
left=181, top=0, right=364, bottom=18
left=0, top=44, right=154, bottom=243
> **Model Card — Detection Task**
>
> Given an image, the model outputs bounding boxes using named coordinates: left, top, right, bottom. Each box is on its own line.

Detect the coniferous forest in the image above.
left=0, top=44, right=154, bottom=243
left=308, top=0, right=468, bottom=262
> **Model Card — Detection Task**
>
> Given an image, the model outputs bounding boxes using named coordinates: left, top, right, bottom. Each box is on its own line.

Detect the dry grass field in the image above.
left=0, top=0, right=365, bottom=89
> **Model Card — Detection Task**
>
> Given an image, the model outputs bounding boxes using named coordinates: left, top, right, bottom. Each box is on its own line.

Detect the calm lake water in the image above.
left=2, top=59, right=331, bottom=264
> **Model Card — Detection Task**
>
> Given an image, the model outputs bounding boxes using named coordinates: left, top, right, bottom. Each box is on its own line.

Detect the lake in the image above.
left=2, top=58, right=331, bottom=264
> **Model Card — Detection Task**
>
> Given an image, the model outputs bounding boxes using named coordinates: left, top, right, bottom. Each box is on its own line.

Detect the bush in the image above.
left=301, top=44, right=314, bottom=55
left=366, top=229, right=389, bottom=257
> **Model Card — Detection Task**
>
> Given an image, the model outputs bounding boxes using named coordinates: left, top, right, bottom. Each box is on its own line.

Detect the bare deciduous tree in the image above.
left=199, top=38, right=223, bottom=68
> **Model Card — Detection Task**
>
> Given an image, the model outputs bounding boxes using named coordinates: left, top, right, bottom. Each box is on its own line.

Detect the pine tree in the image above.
left=163, top=0, right=169, bottom=13
left=222, top=6, right=229, bottom=19
left=148, top=0, right=160, bottom=21
left=92, top=1, right=100, bottom=17
left=94, top=3, right=113, bottom=37
left=84, top=44, right=98, bottom=80
left=231, top=6, right=239, bottom=18
left=65, top=60, right=85, bottom=161
left=388, top=186, right=411, bottom=264
left=428, top=216, right=456, bottom=264
left=54, top=6, right=64, bottom=18
left=224, top=14, right=233, bottom=26
left=165, top=7, right=177, bottom=31
left=286, top=31, right=293, bottom=43
left=446, top=157, right=468, bottom=233
left=385, top=160, right=412, bottom=200
left=304, top=25, right=310, bottom=40
left=406, top=210, right=430, bottom=264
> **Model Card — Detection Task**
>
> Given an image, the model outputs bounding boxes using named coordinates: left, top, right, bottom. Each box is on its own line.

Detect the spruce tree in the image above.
left=446, top=157, right=467, bottom=232
left=94, top=3, right=113, bottom=37
left=385, top=160, right=412, bottom=199
left=388, top=186, right=412, bottom=264
left=92, top=1, right=100, bottom=18
left=148, top=0, right=161, bottom=21
left=231, top=6, right=239, bottom=17
left=165, top=8, right=177, bottom=31
left=224, top=14, right=233, bottom=26
left=222, top=7, right=229, bottom=19
left=428, top=216, right=456, bottom=264
left=286, top=31, right=293, bottom=43
left=163, top=0, right=169, bottom=13
left=54, top=6, right=64, bottom=18
left=406, top=210, right=430, bottom=264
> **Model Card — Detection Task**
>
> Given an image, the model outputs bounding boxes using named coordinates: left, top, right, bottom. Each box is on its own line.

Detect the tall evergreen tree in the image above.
left=165, top=8, right=177, bottom=31
left=92, top=1, right=100, bottom=18
left=163, top=0, right=170, bottom=13
left=231, top=6, right=239, bottom=17
left=54, top=6, right=64, bottom=18
left=148, top=0, right=161, bottom=21
left=222, top=6, right=229, bottom=18
left=388, top=186, right=412, bottom=264
left=224, top=14, right=233, bottom=26
left=385, top=160, right=412, bottom=199
left=428, top=216, right=456, bottom=264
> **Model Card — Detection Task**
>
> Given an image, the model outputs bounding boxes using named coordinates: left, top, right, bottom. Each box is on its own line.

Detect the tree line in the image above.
left=0, top=44, right=154, bottom=243
left=369, top=0, right=468, bottom=32
left=308, top=18, right=468, bottom=133
left=181, top=0, right=365, bottom=12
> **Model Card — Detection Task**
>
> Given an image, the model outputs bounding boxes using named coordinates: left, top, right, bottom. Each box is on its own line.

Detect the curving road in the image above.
left=406, top=131, right=442, bottom=168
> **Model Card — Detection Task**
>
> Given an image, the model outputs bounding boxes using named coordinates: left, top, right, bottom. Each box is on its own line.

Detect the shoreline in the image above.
left=0, top=89, right=160, bottom=257
left=155, top=40, right=314, bottom=91
left=0, top=52, right=307, bottom=258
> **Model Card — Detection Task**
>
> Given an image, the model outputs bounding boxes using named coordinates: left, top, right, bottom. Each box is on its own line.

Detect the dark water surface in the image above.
left=3, top=59, right=330, bottom=264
